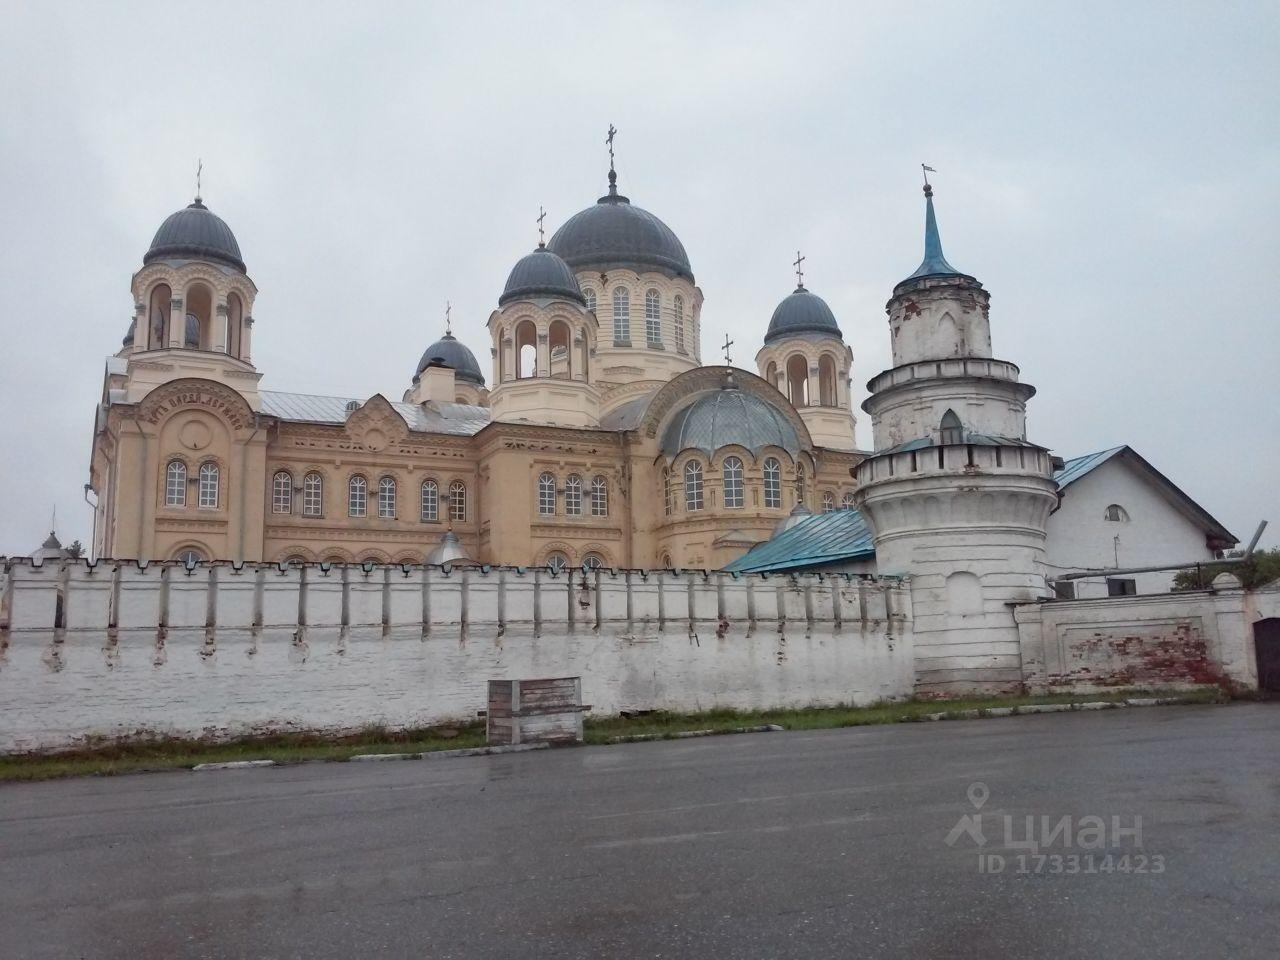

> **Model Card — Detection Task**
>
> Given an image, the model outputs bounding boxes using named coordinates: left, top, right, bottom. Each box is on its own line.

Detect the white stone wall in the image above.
left=1045, top=458, right=1219, bottom=596
left=0, top=559, right=914, bottom=753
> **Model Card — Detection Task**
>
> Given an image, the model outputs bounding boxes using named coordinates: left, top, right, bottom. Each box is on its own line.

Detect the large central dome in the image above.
left=662, top=381, right=801, bottom=457
left=144, top=199, right=245, bottom=272
left=547, top=173, right=693, bottom=281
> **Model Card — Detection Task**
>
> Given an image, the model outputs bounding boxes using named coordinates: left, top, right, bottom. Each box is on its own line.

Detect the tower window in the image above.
left=198, top=462, right=219, bottom=509
left=796, top=463, right=806, bottom=501
left=763, top=458, right=782, bottom=509
left=684, top=460, right=704, bottom=511
left=448, top=481, right=467, bottom=522
left=348, top=475, right=367, bottom=518
left=538, top=472, right=556, bottom=516
left=645, top=289, right=662, bottom=345
left=165, top=460, right=187, bottom=507
left=612, top=287, right=631, bottom=345
left=822, top=491, right=835, bottom=513
left=786, top=354, right=809, bottom=407
left=722, top=456, right=744, bottom=508
left=272, top=471, right=293, bottom=514
left=565, top=474, right=583, bottom=516
left=940, top=409, right=964, bottom=445
left=591, top=475, right=608, bottom=517
left=674, top=296, right=685, bottom=352
left=583, top=288, right=596, bottom=313
left=378, top=476, right=397, bottom=519
left=1104, top=504, right=1130, bottom=522
left=818, top=354, right=837, bottom=406
left=303, top=472, right=323, bottom=516
left=420, top=480, right=438, bottom=522
left=841, top=492, right=856, bottom=511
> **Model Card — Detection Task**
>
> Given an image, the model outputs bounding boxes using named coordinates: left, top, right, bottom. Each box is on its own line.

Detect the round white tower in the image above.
left=854, top=181, right=1059, bottom=696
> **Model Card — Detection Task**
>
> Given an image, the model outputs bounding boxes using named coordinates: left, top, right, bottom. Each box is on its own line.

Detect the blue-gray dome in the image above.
left=144, top=199, right=245, bottom=272
left=764, top=286, right=842, bottom=344
left=547, top=176, right=693, bottom=281
left=661, top=381, right=801, bottom=457
left=499, top=246, right=585, bottom=306
left=415, top=333, right=485, bottom=386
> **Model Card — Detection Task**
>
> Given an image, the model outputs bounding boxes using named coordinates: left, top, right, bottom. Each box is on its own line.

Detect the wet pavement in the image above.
left=2, top=703, right=1278, bottom=959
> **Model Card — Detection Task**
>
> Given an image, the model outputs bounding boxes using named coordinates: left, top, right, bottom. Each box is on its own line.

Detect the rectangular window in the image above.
left=1106, top=578, right=1137, bottom=597
left=1052, top=580, right=1077, bottom=600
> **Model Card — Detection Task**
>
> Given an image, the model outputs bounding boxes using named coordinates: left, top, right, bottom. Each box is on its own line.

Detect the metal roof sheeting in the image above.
left=722, top=509, right=876, bottom=573
left=259, top=391, right=490, bottom=437
left=1053, top=445, right=1126, bottom=490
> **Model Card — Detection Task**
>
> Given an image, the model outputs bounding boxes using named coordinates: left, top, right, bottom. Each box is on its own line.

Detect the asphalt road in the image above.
left=2, top=704, right=1278, bottom=960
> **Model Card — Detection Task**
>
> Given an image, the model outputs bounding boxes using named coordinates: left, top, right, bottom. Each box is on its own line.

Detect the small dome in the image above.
left=499, top=246, right=585, bottom=306
left=662, top=381, right=801, bottom=457
left=414, top=333, right=485, bottom=386
left=145, top=199, right=245, bottom=272
left=764, top=286, right=842, bottom=344
left=547, top=177, right=693, bottom=281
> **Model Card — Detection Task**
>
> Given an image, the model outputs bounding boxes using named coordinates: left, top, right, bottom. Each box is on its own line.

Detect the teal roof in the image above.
left=722, top=509, right=876, bottom=574
left=1053, top=445, right=1126, bottom=490
left=902, top=186, right=972, bottom=285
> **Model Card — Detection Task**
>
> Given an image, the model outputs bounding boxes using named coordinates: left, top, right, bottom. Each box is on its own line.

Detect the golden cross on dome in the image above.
left=793, top=250, right=805, bottom=288
left=537, top=206, right=546, bottom=246
left=721, top=333, right=734, bottom=365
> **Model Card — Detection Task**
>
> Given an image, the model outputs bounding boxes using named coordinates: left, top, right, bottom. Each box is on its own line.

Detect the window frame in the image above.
left=645, top=289, right=662, bottom=345
left=420, top=479, right=439, bottom=522
left=763, top=458, right=782, bottom=509
left=565, top=474, right=583, bottom=516
left=591, top=476, right=608, bottom=517
left=197, top=462, right=219, bottom=510
left=684, top=460, right=704, bottom=512
left=611, top=287, right=631, bottom=345
left=538, top=472, right=556, bottom=517
left=722, top=456, right=744, bottom=509
left=448, top=481, right=467, bottom=522
left=673, top=295, right=685, bottom=353
left=302, top=472, right=324, bottom=517
left=377, top=475, right=397, bottom=519
left=348, top=474, right=368, bottom=518
left=165, top=460, right=187, bottom=507
left=272, top=471, right=293, bottom=514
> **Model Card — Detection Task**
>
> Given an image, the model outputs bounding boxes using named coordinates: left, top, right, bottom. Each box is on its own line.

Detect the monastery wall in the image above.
left=0, top=559, right=914, bottom=753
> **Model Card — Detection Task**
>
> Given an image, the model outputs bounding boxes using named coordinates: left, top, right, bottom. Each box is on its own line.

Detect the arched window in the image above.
left=198, top=462, right=219, bottom=509
left=515, top=320, right=538, bottom=379
left=420, top=480, right=438, bottom=521
left=684, top=460, right=704, bottom=511
left=449, top=481, right=467, bottom=522
left=549, top=319, right=572, bottom=379
left=348, top=475, right=367, bottom=517
left=786, top=354, right=809, bottom=407
left=538, top=472, right=556, bottom=516
left=591, top=476, right=608, bottom=517
left=272, top=471, right=293, bottom=514
left=765, top=361, right=778, bottom=391
left=612, top=287, right=630, bottom=344
left=185, top=284, right=212, bottom=350
left=174, top=547, right=204, bottom=566
left=663, top=468, right=673, bottom=516
left=822, top=491, right=835, bottom=513
left=722, top=456, right=744, bottom=508
left=763, top=457, right=782, bottom=509
left=1104, top=504, right=1130, bottom=522
left=378, top=476, right=397, bottom=519
left=940, top=409, right=964, bottom=445
left=545, top=552, right=569, bottom=574
left=582, top=554, right=604, bottom=571
left=674, top=295, right=685, bottom=352
left=841, top=492, right=856, bottom=511
left=227, top=293, right=244, bottom=359
left=645, top=289, right=661, bottom=345
left=796, top=463, right=806, bottom=501
left=148, top=283, right=171, bottom=349
left=583, top=289, right=596, bottom=312
left=165, top=460, right=187, bottom=507
left=660, top=553, right=673, bottom=569
left=818, top=354, right=837, bottom=406
left=303, top=472, right=323, bottom=516
left=565, top=474, right=583, bottom=516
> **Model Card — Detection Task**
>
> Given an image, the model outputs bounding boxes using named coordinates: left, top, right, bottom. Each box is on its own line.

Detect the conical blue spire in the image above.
left=905, top=184, right=964, bottom=281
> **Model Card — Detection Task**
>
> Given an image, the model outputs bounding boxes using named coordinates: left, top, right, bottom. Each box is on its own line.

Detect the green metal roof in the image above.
left=722, top=509, right=876, bottom=574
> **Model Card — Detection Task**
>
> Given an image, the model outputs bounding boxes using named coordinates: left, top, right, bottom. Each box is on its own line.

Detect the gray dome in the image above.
left=499, top=246, right=585, bottom=306
left=764, top=286, right=842, bottom=344
left=661, top=381, right=801, bottom=457
left=415, top=333, right=485, bottom=386
left=144, top=199, right=245, bottom=272
left=547, top=176, right=693, bottom=281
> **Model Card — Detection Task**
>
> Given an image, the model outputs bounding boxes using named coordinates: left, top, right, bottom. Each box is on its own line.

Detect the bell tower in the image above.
left=853, top=179, right=1059, bottom=695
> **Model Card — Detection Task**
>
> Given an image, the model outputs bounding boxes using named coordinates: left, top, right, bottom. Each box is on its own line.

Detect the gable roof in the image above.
left=259, top=390, right=489, bottom=437
left=1054, top=445, right=1237, bottom=547
left=722, top=509, right=876, bottom=573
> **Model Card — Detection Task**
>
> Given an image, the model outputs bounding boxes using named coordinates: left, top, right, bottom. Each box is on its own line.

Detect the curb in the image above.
left=194, top=742, right=549, bottom=771
left=608, top=723, right=785, bottom=744
left=912, top=695, right=1214, bottom=724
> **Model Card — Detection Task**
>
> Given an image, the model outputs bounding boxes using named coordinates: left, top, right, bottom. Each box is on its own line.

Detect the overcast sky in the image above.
left=1, top=0, right=1276, bottom=555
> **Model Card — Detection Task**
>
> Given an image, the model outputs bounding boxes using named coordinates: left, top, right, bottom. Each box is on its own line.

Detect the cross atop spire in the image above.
left=904, top=167, right=966, bottom=282
left=194, top=159, right=203, bottom=203
left=445, top=300, right=452, bottom=337
left=604, top=124, right=620, bottom=197
left=793, top=250, right=806, bottom=290
left=537, top=206, right=547, bottom=247
left=721, top=333, right=734, bottom=365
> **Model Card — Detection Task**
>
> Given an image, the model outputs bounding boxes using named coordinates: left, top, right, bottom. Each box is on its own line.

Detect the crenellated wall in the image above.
left=0, top=558, right=914, bottom=753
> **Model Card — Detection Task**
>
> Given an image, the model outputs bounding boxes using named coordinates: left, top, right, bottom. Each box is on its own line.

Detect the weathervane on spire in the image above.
left=195, top=159, right=203, bottom=202
left=793, top=250, right=806, bottom=289
left=922, top=163, right=936, bottom=197
left=606, top=124, right=617, bottom=173
left=721, top=333, right=734, bottom=365
left=537, top=206, right=547, bottom=246
left=445, top=300, right=452, bottom=336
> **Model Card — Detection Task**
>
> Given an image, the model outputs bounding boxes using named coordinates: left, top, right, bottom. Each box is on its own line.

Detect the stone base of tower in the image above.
left=855, top=462, right=1060, bottom=696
